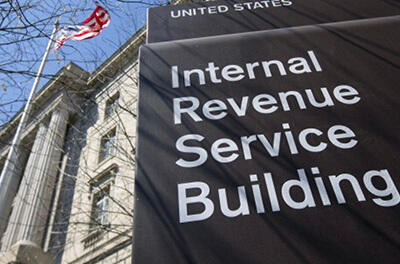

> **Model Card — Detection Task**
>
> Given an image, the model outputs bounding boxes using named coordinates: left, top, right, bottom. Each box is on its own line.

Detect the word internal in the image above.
left=171, top=50, right=322, bottom=89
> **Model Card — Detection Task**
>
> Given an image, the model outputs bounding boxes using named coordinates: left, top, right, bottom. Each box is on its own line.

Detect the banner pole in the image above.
left=0, top=17, right=60, bottom=240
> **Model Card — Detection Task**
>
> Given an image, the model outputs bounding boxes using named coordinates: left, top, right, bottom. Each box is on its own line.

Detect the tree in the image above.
left=0, top=0, right=166, bottom=126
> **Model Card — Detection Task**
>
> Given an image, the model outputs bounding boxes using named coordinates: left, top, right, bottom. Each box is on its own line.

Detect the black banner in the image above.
left=134, top=16, right=400, bottom=263
left=147, top=0, right=400, bottom=43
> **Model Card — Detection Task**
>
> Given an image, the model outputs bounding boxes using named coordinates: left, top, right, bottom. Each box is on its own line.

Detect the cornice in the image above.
left=86, top=27, right=146, bottom=91
left=0, top=63, right=89, bottom=150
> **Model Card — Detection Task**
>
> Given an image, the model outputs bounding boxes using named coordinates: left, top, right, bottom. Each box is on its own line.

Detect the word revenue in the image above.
left=171, top=50, right=322, bottom=89
left=173, top=84, right=360, bottom=124
left=178, top=167, right=400, bottom=223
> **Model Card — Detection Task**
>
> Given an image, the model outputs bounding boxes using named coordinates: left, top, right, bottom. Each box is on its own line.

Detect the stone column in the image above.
left=0, top=133, right=32, bottom=243
left=17, top=108, right=69, bottom=247
left=1, top=107, right=69, bottom=255
left=1, top=123, right=48, bottom=251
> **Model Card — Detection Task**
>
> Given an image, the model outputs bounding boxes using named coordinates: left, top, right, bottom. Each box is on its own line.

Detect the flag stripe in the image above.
left=54, top=5, right=110, bottom=50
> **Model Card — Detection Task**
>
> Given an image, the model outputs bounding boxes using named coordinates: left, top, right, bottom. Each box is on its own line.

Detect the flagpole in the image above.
left=0, top=17, right=60, bottom=239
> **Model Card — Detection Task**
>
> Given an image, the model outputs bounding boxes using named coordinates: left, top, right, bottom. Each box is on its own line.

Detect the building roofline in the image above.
left=0, top=62, right=88, bottom=142
left=86, top=28, right=147, bottom=93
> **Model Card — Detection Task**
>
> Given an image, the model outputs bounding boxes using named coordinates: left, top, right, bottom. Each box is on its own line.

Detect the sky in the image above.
left=0, top=0, right=166, bottom=126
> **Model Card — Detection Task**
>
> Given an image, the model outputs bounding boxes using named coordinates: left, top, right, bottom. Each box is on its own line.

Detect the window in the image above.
left=91, top=186, right=110, bottom=227
left=84, top=168, right=117, bottom=245
left=99, top=129, right=116, bottom=163
left=104, top=93, right=119, bottom=119
left=89, top=168, right=117, bottom=231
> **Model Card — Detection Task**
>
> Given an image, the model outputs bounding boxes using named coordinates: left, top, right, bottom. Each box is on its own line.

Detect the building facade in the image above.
left=0, top=10, right=147, bottom=264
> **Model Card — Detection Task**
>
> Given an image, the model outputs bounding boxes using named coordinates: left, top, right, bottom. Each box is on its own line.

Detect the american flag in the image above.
left=54, top=3, right=110, bottom=50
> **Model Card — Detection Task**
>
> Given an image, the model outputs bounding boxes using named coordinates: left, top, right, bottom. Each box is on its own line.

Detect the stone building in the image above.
left=0, top=13, right=146, bottom=264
